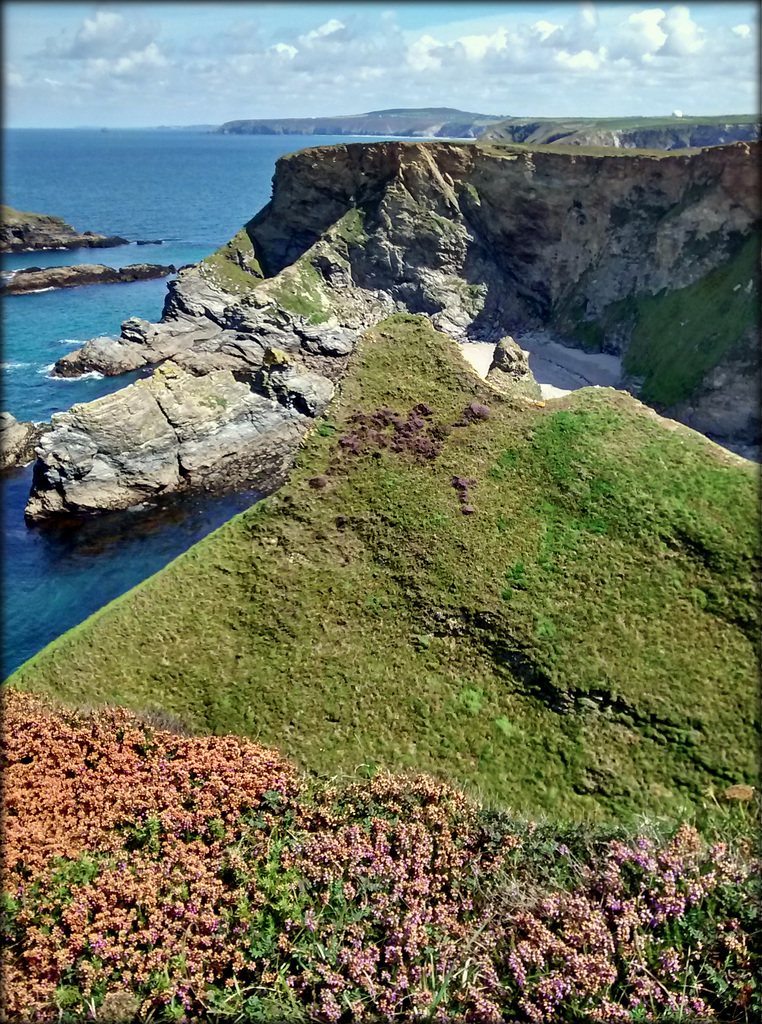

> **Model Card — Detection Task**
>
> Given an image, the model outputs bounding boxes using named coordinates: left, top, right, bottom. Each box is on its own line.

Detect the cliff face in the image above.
left=26, top=139, right=760, bottom=518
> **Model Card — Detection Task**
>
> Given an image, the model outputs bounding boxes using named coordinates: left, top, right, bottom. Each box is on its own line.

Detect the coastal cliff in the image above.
left=479, top=115, right=761, bottom=149
left=216, top=106, right=505, bottom=138
left=26, top=138, right=760, bottom=518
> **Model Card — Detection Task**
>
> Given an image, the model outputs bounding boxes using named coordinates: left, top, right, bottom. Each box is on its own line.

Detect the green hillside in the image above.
left=9, top=315, right=759, bottom=822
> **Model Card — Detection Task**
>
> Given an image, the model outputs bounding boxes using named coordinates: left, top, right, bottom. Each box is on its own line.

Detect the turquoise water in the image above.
left=2, top=129, right=386, bottom=678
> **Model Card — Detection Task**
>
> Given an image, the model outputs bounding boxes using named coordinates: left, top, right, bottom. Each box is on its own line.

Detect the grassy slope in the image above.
left=549, top=230, right=760, bottom=405
left=0, top=204, right=68, bottom=226
left=621, top=231, right=760, bottom=405
left=9, top=316, right=759, bottom=822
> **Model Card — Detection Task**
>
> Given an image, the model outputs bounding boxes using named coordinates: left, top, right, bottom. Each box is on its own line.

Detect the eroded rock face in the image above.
left=668, top=326, right=760, bottom=451
left=0, top=414, right=50, bottom=471
left=25, top=362, right=326, bottom=520
left=486, top=336, right=542, bottom=400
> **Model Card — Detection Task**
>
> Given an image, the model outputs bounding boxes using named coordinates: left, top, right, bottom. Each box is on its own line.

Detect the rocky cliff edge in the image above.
left=23, top=139, right=761, bottom=519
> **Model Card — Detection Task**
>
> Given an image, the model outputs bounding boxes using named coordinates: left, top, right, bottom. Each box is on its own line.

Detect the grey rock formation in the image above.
left=259, top=348, right=335, bottom=416
left=486, top=336, right=542, bottom=400
left=23, top=138, right=760, bottom=518
left=25, top=362, right=325, bottom=520
left=490, top=336, right=531, bottom=374
left=0, top=413, right=50, bottom=471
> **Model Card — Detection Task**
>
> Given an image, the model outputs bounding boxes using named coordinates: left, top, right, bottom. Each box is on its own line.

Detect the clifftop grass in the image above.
left=9, top=315, right=759, bottom=823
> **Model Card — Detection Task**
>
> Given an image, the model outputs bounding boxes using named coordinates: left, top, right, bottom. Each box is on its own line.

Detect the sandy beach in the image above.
left=459, top=332, right=623, bottom=398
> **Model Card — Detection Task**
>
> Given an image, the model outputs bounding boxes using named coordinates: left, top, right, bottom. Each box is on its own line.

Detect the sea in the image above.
left=1, top=128, right=399, bottom=679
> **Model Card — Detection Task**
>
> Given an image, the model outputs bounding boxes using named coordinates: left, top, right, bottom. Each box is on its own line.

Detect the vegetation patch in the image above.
left=618, top=231, right=759, bottom=406
left=7, top=315, right=759, bottom=824
left=199, top=223, right=266, bottom=296
left=2, top=689, right=759, bottom=1023
left=549, top=229, right=758, bottom=405
left=268, top=257, right=332, bottom=323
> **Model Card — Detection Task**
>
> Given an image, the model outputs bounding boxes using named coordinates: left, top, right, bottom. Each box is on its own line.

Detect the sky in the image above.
left=3, top=2, right=758, bottom=128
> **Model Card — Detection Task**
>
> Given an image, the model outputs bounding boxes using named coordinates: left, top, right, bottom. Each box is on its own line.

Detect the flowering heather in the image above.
left=338, top=404, right=445, bottom=461
left=1, top=688, right=759, bottom=1022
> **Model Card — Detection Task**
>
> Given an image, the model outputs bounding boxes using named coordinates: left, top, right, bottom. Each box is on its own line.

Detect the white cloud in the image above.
left=302, top=19, right=345, bottom=44
left=451, top=30, right=509, bottom=60
left=533, top=21, right=561, bottom=42
left=609, top=9, right=667, bottom=63
left=555, top=48, right=604, bottom=72
left=660, top=6, right=705, bottom=56
left=42, top=11, right=159, bottom=61
left=6, top=3, right=757, bottom=127
left=407, top=34, right=444, bottom=71
left=271, top=43, right=297, bottom=59
left=112, top=43, right=168, bottom=77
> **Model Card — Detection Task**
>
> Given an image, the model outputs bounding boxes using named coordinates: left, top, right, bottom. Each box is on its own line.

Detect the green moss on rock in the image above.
left=199, top=224, right=265, bottom=296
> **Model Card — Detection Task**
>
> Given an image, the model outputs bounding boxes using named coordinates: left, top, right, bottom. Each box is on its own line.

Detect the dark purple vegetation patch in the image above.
left=338, top=405, right=445, bottom=462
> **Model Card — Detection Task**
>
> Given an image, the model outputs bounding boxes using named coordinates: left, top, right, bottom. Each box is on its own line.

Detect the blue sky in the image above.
left=3, top=2, right=758, bottom=128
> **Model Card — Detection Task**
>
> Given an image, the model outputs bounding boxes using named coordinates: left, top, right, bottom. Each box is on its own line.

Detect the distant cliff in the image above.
left=0, top=206, right=128, bottom=253
left=479, top=115, right=761, bottom=150
left=216, top=107, right=507, bottom=139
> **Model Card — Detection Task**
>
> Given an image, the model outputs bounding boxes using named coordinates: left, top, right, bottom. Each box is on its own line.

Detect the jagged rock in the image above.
left=0, top=206, right=129, bottom=252
left=25, top=363, right=309, bottom=520
left=3, top=263, right=175, bottom=295
left=490, top=336, right=531, bottom=375
left=296, top=323, right=356, bottom=356
left=259, top=349, right=335, bottom=417
left=0, top=413, right=50, bottom=470
left=485, top=336, right=542, bottom=400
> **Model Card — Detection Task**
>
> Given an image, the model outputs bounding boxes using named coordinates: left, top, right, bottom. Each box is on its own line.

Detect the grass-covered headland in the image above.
left=4, top=315, right=759, bottom=1020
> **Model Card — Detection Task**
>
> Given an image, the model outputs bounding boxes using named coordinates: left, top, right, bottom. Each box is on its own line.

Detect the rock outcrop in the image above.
left=0, top=206, right=128, bottom=252
left=0, top=413, right=50, bottom=471
left=485, top=336, right=542, bottom=400
left=26, top=360, right=332, bottom=520
left=23, top=138, right=759, bottom=519
left=3, top=263, right=175, bottom=295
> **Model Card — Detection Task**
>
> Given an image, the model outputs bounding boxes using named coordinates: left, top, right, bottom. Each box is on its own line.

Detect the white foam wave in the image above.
left=0, top=361, right=32, bottom=370
left=38, top=363, right=56, bottom=374
left=58, top=337, right=83, bottom=346
left=48, top=369, right=104, bottom=381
